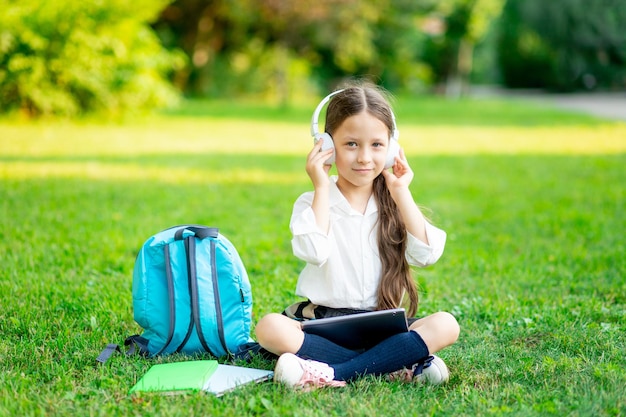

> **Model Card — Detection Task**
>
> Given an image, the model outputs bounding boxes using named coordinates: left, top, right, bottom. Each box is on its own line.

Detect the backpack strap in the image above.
left=182, top=235, right=229, bottom=357
left=174, top=226, right=219, bottom=241
left=153, top=244, right=177, bottom=356
left=207, top=238, right=230, bottom=356
left=125, top=335, right=150, bottom=356
left=174, top=226, right=225, bottom=356
left=184, top=236, right=214, bottom=354
left=172, top=236, right=202, bottom=354
left=96, top=335, right=150, bottom=364
left=232, top=342, right=277, bottom=362
left=96, top=343, right=121, bottom=364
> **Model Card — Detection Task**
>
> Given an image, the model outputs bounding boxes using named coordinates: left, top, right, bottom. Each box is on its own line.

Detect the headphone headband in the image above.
left=310, top=89, right=399, bottom=141
left=310, top=89, right=344, bottom=137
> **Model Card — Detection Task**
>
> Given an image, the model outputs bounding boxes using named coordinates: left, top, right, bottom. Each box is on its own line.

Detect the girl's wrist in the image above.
left=390, top=186, right=413, bottom=203
left=313, top=183, right=330, bottom=194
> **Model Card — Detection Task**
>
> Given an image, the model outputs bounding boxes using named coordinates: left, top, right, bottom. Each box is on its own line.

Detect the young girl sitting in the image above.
left=255, top=81, right=460, bottom=390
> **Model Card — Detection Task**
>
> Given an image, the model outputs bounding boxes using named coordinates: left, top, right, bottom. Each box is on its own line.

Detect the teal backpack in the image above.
left=98, top=225, right=257, bottom=362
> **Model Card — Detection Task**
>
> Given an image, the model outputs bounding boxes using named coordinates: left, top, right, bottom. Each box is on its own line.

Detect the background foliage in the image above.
left=497, top=0, right=626, bottom=91
left=0, top=0, right=625, bottom=115
left=0, top=0, right=185, bottom=116
left=153, top=0, right=433, bottom=101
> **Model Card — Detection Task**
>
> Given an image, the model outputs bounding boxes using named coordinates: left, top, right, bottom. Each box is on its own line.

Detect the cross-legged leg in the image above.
left=409, top=311, right=460, bottom=354
left=255, top=313, right=360, bottom=363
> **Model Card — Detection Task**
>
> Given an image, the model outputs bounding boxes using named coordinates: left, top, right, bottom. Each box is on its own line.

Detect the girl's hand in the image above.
left=381, top=148, right=414, bottom=196
left=306, top=138, right=333, bottom=188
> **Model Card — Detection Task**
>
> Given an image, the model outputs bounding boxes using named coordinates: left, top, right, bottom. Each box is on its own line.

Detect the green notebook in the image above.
left=129, top=360, right=219, bottom=394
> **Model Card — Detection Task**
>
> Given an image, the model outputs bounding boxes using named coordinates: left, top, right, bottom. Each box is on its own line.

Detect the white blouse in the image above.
left=290, top=177, right=447, bottom=310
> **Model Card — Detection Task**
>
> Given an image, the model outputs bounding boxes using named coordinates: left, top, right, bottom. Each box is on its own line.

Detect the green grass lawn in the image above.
left=1, top=96, right=625, bottom=416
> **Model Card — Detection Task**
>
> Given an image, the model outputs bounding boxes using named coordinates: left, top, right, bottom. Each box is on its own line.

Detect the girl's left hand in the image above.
left=381, top=148, right=414, bottom=193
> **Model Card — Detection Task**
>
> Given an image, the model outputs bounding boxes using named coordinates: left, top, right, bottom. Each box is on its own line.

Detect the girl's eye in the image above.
left=372, top=142, right=384, bottom=148
left=347, top=142, right=357, bottom=147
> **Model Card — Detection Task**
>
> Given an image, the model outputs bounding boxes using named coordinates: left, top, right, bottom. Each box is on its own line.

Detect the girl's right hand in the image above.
left=306, top=138, right=333, bottom=188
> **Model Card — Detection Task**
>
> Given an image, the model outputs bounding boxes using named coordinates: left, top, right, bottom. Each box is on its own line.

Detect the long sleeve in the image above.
left=290, top=200, right=332, bottom=266
left=405, top=221, right=447, bottom=267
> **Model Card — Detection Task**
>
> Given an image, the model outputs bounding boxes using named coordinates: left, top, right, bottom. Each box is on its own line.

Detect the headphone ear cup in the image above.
left=316, top=132, right=335, bottom=164
left=385, top=139, right=400, bottom=169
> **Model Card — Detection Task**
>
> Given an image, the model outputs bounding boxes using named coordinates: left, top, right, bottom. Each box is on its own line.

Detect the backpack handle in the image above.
left=174, top=226, right=219, bottom=241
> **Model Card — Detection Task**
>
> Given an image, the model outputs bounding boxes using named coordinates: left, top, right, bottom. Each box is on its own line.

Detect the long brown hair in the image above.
left=324, top=81, right=419, bottom=316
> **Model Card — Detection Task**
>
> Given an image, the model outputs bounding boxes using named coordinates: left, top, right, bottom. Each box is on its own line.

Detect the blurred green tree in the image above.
left=497, top=0, right=626, bottom=91
left=418, top=0, right=505, bottom=97
left=153, top=0, right=431, bottom=100
left=0, top=0, right=185, bottom=116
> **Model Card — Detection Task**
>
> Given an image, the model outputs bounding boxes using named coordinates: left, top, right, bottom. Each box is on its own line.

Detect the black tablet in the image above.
left=301, top=308, right=409, bottom=350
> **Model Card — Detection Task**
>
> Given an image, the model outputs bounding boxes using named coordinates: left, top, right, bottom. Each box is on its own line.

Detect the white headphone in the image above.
left=310, top=89, right=400, bottom=168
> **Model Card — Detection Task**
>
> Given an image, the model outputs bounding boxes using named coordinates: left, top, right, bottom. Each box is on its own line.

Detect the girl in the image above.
left=255, top=82, right=459, bottom=390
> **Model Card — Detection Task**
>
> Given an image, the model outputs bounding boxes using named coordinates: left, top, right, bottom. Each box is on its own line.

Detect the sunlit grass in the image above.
left=3, top=121, right=624, bottom=191
left=1, top=97, right=625, bottom=416
left=2, top=95, right=624, bottom=163
left=3, top=122, right=626, bottom=158
left=2, top=161, right=302, bottom=184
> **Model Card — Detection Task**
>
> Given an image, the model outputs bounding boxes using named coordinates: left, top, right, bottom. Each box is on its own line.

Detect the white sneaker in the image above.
left=274, top=353, right=347, bottom=391
left=387, top=355, right=450, bottom=385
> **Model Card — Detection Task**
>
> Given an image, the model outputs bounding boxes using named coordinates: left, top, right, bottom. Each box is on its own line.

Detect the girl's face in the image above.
left=332, top=111, right=390, bottom=190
